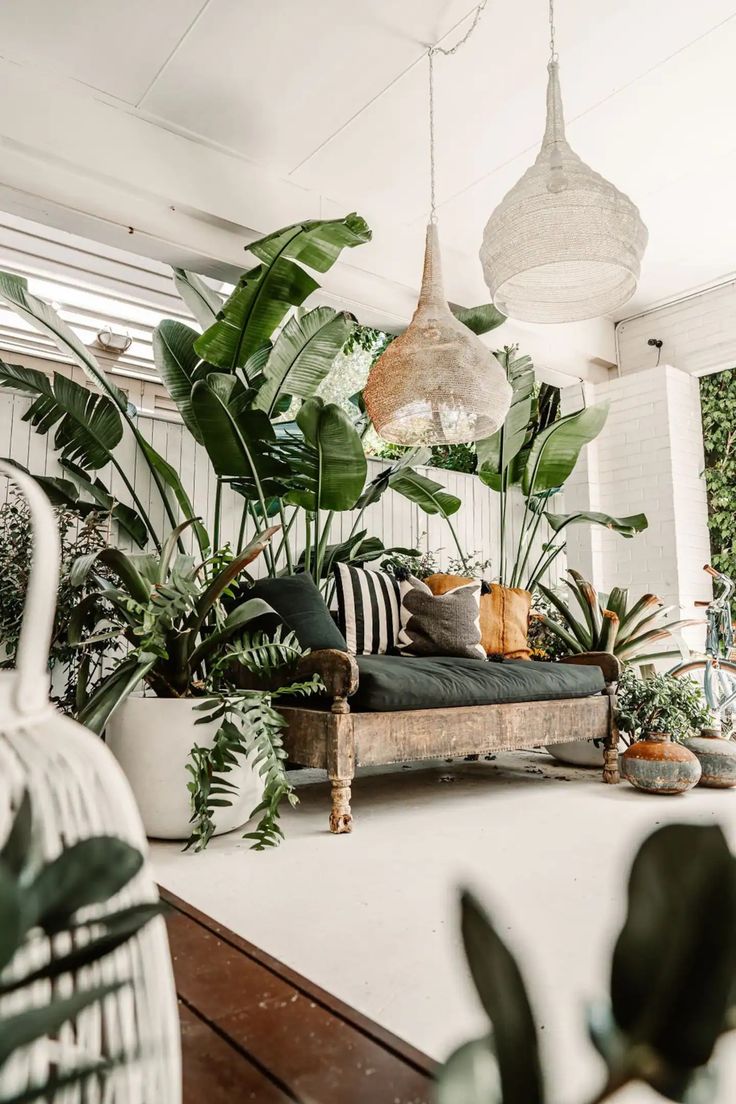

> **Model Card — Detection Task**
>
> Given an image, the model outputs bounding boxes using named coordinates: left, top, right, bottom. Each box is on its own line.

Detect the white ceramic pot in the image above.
left=547, top=736, right=627, bottom=768
left=106, top=696, right=263, bottom=840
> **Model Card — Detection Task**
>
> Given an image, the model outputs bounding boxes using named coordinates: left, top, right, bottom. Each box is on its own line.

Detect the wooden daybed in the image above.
left=281, top=650, right=621, bottom=833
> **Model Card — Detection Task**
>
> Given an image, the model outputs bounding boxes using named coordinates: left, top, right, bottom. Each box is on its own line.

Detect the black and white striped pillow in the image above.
left=333, top=564, right=401, bottom=655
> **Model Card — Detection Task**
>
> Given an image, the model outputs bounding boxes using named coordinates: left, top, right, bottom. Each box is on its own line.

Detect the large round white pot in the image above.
left=547, top=735, right=627, bottom=768
left=106, top=696, right=263, bottom=840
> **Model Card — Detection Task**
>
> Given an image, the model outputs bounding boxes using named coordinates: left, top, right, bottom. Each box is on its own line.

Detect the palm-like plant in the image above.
left=476, top=347, right=648, bottom=589
left=0, top=794, right=164, bottom=1103
left=536, top=569, right=701, bottom=662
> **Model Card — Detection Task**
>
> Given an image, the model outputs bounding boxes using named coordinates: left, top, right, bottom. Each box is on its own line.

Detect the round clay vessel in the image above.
left=687, top=726, right=736, bottom=789
left=621, top=732, right=701, bottom=795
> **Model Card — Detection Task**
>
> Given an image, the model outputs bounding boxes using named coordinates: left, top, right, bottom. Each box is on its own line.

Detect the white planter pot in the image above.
left=547, top=736, right=627, bottom=768
left=106, top=696, right=263, bottom=840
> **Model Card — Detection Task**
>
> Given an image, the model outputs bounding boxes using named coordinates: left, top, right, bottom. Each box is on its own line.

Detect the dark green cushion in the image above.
left=351, top=655, right=605, bottom=712
left=248, top=574, right=347, bottom=652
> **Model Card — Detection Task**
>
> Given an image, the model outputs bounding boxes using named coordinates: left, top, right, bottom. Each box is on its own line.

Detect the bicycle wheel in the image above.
left=669, top=659, right=736, bottom=732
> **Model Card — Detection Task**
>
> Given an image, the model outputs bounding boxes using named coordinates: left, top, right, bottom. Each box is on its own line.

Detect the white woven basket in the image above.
left=0, top=463, right=182, bottom=1103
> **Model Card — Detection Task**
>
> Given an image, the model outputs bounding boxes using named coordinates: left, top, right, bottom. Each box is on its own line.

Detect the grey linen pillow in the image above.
left=398, top=575, right=485, bottom=660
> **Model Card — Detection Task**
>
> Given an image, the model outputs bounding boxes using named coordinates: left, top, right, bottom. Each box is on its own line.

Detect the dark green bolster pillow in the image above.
left=248, top=573, right=348, bottom=653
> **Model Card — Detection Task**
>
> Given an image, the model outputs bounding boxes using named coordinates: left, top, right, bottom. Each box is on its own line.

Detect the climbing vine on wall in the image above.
left=700, top=368, right=736, bottom=578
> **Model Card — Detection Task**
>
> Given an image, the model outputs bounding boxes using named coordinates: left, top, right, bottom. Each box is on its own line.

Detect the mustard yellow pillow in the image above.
left=423, top=573, right=532, bottom=659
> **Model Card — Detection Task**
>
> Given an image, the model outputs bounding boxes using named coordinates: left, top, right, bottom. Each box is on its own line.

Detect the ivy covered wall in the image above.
left=700, top=368, right=736, bottom=577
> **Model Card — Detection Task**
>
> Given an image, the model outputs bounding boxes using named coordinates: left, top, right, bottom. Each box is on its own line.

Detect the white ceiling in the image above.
left=0, top=0, right=735, bottom=320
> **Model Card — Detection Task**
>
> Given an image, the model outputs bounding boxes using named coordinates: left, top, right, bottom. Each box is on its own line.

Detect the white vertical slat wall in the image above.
left=0, top=389, right=566, bottom=589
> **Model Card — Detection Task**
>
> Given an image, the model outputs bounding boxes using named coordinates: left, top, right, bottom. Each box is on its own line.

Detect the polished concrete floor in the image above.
left=151, top=750, right=736, bottom=1104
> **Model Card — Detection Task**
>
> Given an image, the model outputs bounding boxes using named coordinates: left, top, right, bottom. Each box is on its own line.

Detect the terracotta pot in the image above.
left=687, top=726, right=736, bottom=789
left=621, top=731, right=701, bottom=795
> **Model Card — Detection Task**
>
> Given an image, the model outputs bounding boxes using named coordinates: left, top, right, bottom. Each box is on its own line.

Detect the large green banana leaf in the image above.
left=544, top=510, right=648, bottom=539
left=521, top=402, right=609, bottom=495
left=0, top=271, right=128, bottom=411
left=194, top=214, right=370, bottom=371
left=153, top=320, right=207, bottom=443
left=477, top=351, right=534, bottom=492
left=449, top=302, right=506, bottom=335
left=284, top=397, right=367, bottom=511
left=190, top=373, right=288, bottom=492
left=60, top=460, right=148, bottom=547
left=253, top=306, right=352, bottom=417
left=172, top=268, right=223, bottom=329
left=388, top=468, right=461, bottom=517
left=0, top=363, right=122, bottom=470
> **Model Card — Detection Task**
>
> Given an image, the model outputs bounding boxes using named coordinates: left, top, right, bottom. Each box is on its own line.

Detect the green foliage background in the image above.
left=700, top=369, right=736, bottom=578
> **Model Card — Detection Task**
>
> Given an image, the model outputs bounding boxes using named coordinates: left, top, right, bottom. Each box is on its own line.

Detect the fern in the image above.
left=185, top=672, right=323, bottom=852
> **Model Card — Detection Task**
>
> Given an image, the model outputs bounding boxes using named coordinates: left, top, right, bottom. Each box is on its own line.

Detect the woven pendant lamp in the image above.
left=364, top=220, right=511, bottom=444
left=479, top=1, right=648, bottom=323
left=364, top=11, right=512, bottom=446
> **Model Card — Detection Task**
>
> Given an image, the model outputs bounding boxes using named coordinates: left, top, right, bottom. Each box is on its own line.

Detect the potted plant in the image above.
left=70, top=522, right=322, bottom=849
left=617, top=668, right=711, bottom=794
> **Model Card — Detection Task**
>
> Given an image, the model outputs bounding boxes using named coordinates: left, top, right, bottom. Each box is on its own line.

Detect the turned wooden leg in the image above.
left=603, top=684, right=621, bottom=784
left=329, top=779, right=352, bottom=834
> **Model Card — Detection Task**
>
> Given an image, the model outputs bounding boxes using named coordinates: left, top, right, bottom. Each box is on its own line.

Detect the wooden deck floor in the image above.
left=163, top=889, right=437, bottom=1103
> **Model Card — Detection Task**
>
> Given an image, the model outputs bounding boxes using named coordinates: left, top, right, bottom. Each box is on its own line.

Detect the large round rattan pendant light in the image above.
left=364, top=7, right=512, bottom=446
left=479, top=0, right=648, bottom=323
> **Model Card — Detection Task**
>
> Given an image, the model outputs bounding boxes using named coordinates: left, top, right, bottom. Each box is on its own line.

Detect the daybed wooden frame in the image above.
left=281, top=651, right=621, bottom=833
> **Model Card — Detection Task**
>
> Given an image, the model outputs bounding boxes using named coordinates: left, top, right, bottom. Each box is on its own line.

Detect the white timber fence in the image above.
left=0, top=386, right=566, bottom=588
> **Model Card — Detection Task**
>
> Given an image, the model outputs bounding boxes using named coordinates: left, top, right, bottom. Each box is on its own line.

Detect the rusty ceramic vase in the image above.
left=621, top=732, right=702, bottom=795
left=687, top=726, right=736, bottom=789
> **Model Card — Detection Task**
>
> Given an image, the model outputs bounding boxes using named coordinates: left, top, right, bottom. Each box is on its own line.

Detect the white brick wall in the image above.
left=561, top=366, right=711, bottom=644
left=617, top=280, right=736, bottom=377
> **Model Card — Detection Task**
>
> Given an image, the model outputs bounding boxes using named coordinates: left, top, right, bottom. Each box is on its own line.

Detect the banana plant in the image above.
left=536, top=569, right=702, bottom=662
left=70, top=520, right=279, bottom=734
left=0, top=272, right=203, bottom=554
left=476, top=346, right=647, bottom=590
left=0, top=793, right=165, bottom=1104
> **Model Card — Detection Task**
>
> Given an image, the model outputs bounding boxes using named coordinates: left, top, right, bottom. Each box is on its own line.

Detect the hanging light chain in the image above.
left=427, top=0, right=488, bottom=221
left=549, top=0, right=558, bottom=61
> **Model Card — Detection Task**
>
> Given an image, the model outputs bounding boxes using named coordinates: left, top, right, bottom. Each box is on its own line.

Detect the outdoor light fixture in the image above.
left=479, top=0, right=648, bottom=323
left=364, top=3, right=512, bottom=445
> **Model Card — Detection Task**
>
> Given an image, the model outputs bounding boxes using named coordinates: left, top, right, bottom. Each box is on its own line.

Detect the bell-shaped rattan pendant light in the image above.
left=479, top=0, right=648, bottom=323
left=365, top=11, right=512, bottom=446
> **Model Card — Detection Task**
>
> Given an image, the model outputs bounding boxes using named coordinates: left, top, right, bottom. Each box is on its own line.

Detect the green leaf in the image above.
left=449, top=302, right=507, bottom=335
left=460, top=890, right=544, bottom=1104
left=611, top=824, right=736, bottom=1073
left=0, top=363, right=123, bottom=470
left=0, top=792, right=32, bottom=877
left=252, top=306, right=352, bottom=417
left=0, top=271, right=128, bottom=411
left=544, top=510, right=648, bottom=539
left=77, top=654, right=157, bottom=735
left=188, top=527, right=280, bottom=635
left=30, top=837, right=143, bottom=933
left=60, top=460, right=148, bottom=547
left=153, top=320, right=207, bottom=443
left=522, top=402, right=609, bottom=496
left=172, top=267, right=223, bottom=329
left=136, top=436, right=209, bottom=553
left=194, top=214, right=370, bottom=370
left=188, top=597, right=277, bottom=670
left=0, top=865, right=24, bottom=974
left=0, top=983, right=124, bottom=1066
left=70, top=546, right=150, bottom=601
left=437, top=1036, right=502, bottom=1104
left=477, top=351, right=534, bottom=491
left=388, top=468, right=461, bottom=518
left=294, top=397, right=367, bottom=511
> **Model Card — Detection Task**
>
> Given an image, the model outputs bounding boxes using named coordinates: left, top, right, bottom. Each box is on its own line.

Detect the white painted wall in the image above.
left=617, top=280, right=736, bottom=378
left=562, top=365, right=711, bottom=647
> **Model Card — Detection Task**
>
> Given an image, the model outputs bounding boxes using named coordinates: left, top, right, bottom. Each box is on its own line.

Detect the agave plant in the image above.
left=476, top=347, right=648, bottom=589
left=0, top=793, right=164, bottom=1103
left=536, top=569, right=701, bottom=662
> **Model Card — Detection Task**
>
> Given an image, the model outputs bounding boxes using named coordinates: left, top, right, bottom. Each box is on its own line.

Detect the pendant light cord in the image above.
left=427, top=0, right=488, bottom=222
left=549, top=0, right=558, bottom=61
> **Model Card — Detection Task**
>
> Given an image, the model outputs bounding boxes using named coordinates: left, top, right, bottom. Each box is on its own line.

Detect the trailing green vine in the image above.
left=700, top=368, right=736, bottom=579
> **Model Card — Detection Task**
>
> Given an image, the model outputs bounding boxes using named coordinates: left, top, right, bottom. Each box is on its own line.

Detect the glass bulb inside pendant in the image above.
left=546, top=144, right=568, bottom=193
